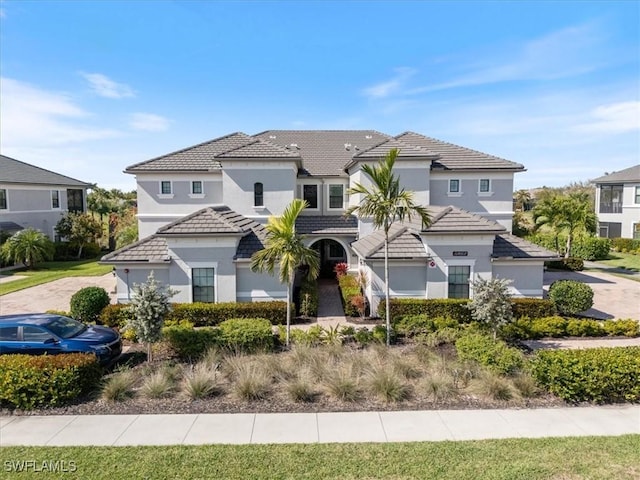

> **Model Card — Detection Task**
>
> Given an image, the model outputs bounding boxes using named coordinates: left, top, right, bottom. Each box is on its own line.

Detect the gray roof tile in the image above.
left=295, top=215, right=358, bottom=235
left=157, top=206, right=254, bottom=235
left=422, top=206, right=507, bottom=234
left=591, top=165, right=640, bottom=184
left=351, top=223, right=428, bottom=259
left=0, top=155, right=90, bottom=187
left=100, top=236, right=170, bottom=263
left=235, top=222, right=268, bottom=260
left=351, top=138, right=438, bottom=159
left=395, top=132, right=525, bottom=171
left=254, top=130, right=389, bottom=176
left=492, top=234, right=559, bottom=259
left=218, top=139, right=301, bottom=159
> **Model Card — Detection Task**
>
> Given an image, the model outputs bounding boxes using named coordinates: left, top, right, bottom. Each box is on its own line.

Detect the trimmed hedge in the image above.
left=532, top=347, right=640, bottom=403
left=394, top=315, right=459, bottom=337
left=70, top=286, right=111, bottom=324
left=219, top=318, right=275, bottom=353
left=611, top=237, right=640, bottom=253
left=527, top=234, right=610, bottom=261
left=162, top=326, right=222, bottom=360
left=166, top=301, right=290, bottom=326
left=0, top=353, right=102, bottom=410
left=501, top=316, right=639, bottom=340
left=546, top=257, right=584, bottom=271
left=99, top=304, right=131, bottom=329
left=511, top=298, right=556, bottom=319
left=549, top=280, right=594, bottom=316
left=455, top=332, right=525, bottom=375
left=338, top=274, right=361, bottom=317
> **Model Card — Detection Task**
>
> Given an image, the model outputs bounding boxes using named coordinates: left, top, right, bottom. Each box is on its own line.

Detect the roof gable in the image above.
left=0, top=155, right=90, bottom=187
left=100, top=235, right=170, bottom=263
left=156, top=206, right=254, bottom=235
left=492, top=234, right=559, bottom=259
left=423, top=206, right=507, bottom=234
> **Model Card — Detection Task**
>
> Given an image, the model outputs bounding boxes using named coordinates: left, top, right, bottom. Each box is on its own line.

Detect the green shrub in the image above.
left=611, top=238, right=640, bottom=252
left=162, top=326, right=222, bottom=360
left=571, top=237, right=611, bottom=261
left=0, top=353, right=101, bottom=410
left=532, top=347, right=640, bottom=403
left=338, top=274, right=361, bottom=317
left=166, top=302, right=289, bottom=326
left=381, top=298, right=471, bottom=324
left=549, top=280, right=594, bottom=316
left=455, top=332, right=524, bottom=376
left=218, top=318, right=275, bottom=353
left=546, top=257, right=584, bottom=271
left=45, top=309, right=70, bottom=317
left=299, top=279, right=318, bottom=317
left=532, top=316, right=569, bottom=338
left=395, top=315, right=436, bottom=337
left=70, top=286, right=111, bottom=324
left=354, top=327, right=373, bottom=345
left=566, top=318, right=605, bottom=337
left=99, top=304, right=131, bottom=329
left=603, top=319, right=640, bottom=337
left=511, top=298, right=556, bottom=319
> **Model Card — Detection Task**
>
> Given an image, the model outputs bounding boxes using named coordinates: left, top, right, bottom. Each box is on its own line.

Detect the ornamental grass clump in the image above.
left=101, top=371, right=137, bottom=403
left=140, top=369, right=175, bottom=399
left=233, top=364, right=271, bottom=401
left=182, top=364, right=219, bottom=400
left=366, top=366, right=411, bottom=403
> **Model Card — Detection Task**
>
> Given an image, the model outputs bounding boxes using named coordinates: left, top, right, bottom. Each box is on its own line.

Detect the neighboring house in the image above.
left=102, top=130, right=556, bottom=312
left=0, top=155, right=91, bottom=239
left=592, top=165, right=640, bottom=240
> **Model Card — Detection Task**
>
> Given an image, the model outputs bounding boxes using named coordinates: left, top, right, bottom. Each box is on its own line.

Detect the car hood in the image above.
left=71, top=325, right=119, bottom=343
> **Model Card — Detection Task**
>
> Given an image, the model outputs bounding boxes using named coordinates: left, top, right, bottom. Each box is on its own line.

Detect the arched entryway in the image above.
left=310, top=239, right=348, bottom=279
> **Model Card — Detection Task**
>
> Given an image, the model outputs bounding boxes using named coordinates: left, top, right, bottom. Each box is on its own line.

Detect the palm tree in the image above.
left=251, top=199, right=319, bottom=346
left=346, top=148, right=431, bottom=345
left=514, top=189, right=532, bottom=211
left=0, top=228, right=54, bottom=269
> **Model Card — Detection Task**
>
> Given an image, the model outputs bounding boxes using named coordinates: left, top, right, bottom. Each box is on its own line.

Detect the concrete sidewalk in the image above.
left=1, top=406, right=638, bottom=446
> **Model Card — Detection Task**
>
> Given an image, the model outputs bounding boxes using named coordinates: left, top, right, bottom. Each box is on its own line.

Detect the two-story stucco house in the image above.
left=101, top=130, right=556, bottom=313
left=0, top=155, right=90, bottom=239
left=592, top=165, right=640, bottom=240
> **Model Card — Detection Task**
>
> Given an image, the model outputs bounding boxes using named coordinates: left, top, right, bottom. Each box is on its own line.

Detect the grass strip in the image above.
left=0, top=260, right=111, bottom=296
left=1, top=435, right=638, bottom=479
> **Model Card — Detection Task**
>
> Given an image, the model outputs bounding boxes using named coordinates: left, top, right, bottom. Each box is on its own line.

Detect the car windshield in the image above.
left=45, top=316, right=86, bottom=339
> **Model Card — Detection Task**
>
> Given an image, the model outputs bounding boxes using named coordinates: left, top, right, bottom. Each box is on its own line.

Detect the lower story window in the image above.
left=634, top=223, right=640, bottom=240
left=448, top=265, right=470, bottom=299
left=192, top=268, right=215, bottom=303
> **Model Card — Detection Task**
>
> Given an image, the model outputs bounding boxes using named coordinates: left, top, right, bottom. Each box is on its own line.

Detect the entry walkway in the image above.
left=1, top=406, right=638, bottom=446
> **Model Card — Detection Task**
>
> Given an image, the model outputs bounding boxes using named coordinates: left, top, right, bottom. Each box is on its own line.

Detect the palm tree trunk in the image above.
left=286, top=280, right=292, bottom=347
left=384, top=234, right=390, bottom=346
left=565, top=233, right=572, bottom=259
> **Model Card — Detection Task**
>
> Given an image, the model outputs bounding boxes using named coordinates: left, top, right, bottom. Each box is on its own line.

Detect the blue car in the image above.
left=0, top=314, right=122, bottom=365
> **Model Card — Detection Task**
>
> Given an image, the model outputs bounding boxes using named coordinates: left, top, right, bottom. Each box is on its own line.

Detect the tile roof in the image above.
left=422, top=206, right=507, bottom=234
left=254, top=130, right=390, bottom=176
left=591, top=165, right=640, bottom=184
left=395, top=132, right=525, bottom=171
left=350, top=138, right=438, bottom=159
left=157, top=206, right=255, bottom=235
left=351, top=223, right=428, bottom=259
left=100, top=236, right=170, bottom=263
left=235, top=222, right=268, bottom=260
left=0, top=221, right=23, bottom=233
left=492, top=234, right=559, bottom=259
left=0, top=155, right=90, bottom=187
left=124, top=133, right=299, bottom=173
left=295, top=215, right=358, bottom=235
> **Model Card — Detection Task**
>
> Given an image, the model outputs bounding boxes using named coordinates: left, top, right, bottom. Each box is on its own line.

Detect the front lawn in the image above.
left=0, top=260, right=111, bottom=296
left=3, top=435, right=639, bottom=479
left=596, top=252, right=640, bottom=272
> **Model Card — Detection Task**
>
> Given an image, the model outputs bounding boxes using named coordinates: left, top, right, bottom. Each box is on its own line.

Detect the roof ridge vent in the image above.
left=344, top=143, right=351, bottom=150
left=365, top=135, right=373, bottom=139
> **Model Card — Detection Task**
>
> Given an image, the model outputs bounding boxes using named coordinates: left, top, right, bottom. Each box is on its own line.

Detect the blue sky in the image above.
left=1, top=0, right=638, bottom=192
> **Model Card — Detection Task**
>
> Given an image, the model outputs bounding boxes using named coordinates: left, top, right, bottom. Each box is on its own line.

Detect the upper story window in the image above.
left=328, top=184, right=344, bottom=209
left=191, top=181, right=203, bottom=195
left=254, top=182, right=264, bottom=207
left=303, top=185, right=318, bottom=209
left=51, top=190, right=60, bottom=209
left=0, top=189, right=7, bottom=210
left=599, top=184, right=623, bottom=213
left=635, top=186, right=640, bottom=204
left=67, top=189, right=84, bottom=213
left=479, top=179, right=490, bottom=193
left=160, top=181, right=172, bottom=195
left=448, top=179, right=460, bottom=194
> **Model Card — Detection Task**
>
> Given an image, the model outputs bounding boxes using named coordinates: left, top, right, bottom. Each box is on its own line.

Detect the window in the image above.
left=0, top=189, right=6, bottom=210
left=160, top=181, right=172, bottom=195
left=254, top=182, right=264, bottom=207
left=599, top=184, right=623, bottom=213
left=448, top=179, right=460, bottom=194
left=22, top=326, right=53, bottom=342
left=51, top=190, right=60, bottom=209
left=598, top=222, right=622, bottom=239
left=479, top=179, right=490, bottom=193
left=0, top=326, right=18, bottom=341
left=448, top=265, right=470, bottom=299
left=303, top=185, right=318, bottom=209
left=191, top=181, right=203, bottom=195
left=635, top=186, right=640, bottom=204
left=192, top=268, right=215, bottom=303
left=67, top=189, right=83, bottom=213
left=328, top=184, right=344, bottom=209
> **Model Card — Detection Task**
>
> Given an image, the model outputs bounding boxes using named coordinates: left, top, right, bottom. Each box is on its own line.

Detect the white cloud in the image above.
left=0, top=77, right=120, bottom=147
left=572, top=101, right=640, bottom=134
left=81, top=72, right=135, bottom=99
left=129, top=113, right=171, bottom=132
left=362, top=67, right=416, bottom=99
